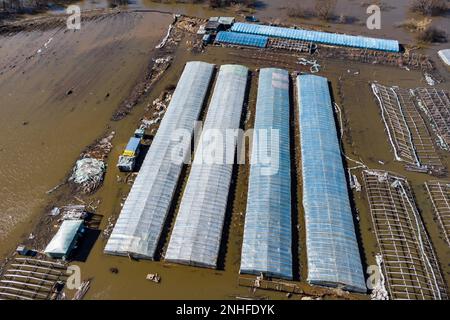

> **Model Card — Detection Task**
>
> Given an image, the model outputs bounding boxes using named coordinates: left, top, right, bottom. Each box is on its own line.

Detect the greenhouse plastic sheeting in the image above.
left=44, top=220, right=84, bottom=257
left=104, top=61, right=215, bottom=259
left=232, top=23, right=399, bottom=52
left=297, top=74, right=366, bottom=293
left=240, top=68, right=292, bottom=280
left=216, top=31, right=268, bottom=48
left=165, top=64, right=249, bottom=268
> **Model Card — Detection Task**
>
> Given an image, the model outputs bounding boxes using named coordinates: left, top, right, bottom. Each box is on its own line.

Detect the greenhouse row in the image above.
left=231, top=22, right=399, bottom=52
left=239, top=68, right=293, bottom=280
left=165, top=65, right=249, bottom=268
left=297, top=74, right=366, bottom=293
left=215, top=31, right=268, bottom=48
left=104, top=61, right=367, bottom=293
left=104, top=61, right=215, bottom=259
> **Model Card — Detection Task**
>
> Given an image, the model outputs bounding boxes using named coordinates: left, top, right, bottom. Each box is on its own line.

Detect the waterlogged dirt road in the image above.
left=0, top=10, right=172, bottom=257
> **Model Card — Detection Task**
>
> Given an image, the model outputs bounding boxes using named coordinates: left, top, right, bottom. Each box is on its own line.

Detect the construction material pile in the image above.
left=70, top=158, right=106, bottom=194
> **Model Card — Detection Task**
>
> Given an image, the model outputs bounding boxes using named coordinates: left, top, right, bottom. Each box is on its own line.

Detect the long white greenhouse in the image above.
left=104, top=61, right=215, bottom=259
left=165, top=64, right=249, bottom=268
left=297, top=74, right=366, bottom=293
left=240, top=68, right=293, bottom=280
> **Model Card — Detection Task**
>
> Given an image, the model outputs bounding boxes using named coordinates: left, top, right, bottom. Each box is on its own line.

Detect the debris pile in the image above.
left=69, top=158, right=106, bottom=194
left=141, top=90, right=173, bottom=134
left=370, top=254, right=389, bottom=300
left=146, top=273, right=161, bottom=283
left=59, top=205, right=88, bottom=221
left=298, top=58, right=321, bottom=73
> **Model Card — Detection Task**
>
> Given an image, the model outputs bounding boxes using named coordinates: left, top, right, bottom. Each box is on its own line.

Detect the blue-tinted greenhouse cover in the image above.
left=216, top=31, right=268, bottom=48
left=231, top=23, right=399, bottom=52
left=297, top=74, right=366, bottom=293
left=240, top=68, right=292, bottom=280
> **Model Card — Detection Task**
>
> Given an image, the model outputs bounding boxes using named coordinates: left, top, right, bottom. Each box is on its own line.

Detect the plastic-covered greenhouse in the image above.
left=216, top=31, right=268, bottom=48
left=231, top=23, right=399, bottom=52
left=240, top=68, right=292, bottom=280
left=297, top=74, right=366, bottom=293
left=104, top=61, right=215, bottom=259
left=165, top=64, right=249, bottom=268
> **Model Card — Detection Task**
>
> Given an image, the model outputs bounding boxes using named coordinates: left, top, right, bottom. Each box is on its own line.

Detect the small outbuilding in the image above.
left=44, top=220, right=84, bottom=260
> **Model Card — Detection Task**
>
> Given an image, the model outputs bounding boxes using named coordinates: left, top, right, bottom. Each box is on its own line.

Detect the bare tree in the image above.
left=314, top=0, right=337, bottom=21
left=411, top=0, right=448, bottom=16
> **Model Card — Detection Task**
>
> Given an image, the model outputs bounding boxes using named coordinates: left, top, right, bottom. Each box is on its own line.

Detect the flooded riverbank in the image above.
left=0, top=1, right=449, bottom=300
left=0, top=10, right=172, bottom=257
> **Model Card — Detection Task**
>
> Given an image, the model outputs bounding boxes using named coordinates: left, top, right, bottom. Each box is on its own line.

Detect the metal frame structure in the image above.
left=371, top=83, right=444, bottom=175
left=105, top=61, right=215, bottom=259
left=425, top=181, right=450, bottom=247
left=413, top=88, right=450, bottom=150
left=363, top=170, right=448, bottom=300
left=0, top=258, right=67, bottom=300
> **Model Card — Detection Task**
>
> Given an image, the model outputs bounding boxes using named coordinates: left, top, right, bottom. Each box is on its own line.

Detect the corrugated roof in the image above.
left=240, top=68, right=293, bottom=280
left=297, top=74, right=366, bottom=293
left=165, top=64, right=249, bottom=268
left=104, top=61, right=215, bottom=259
left=216, top=31, right=268, bottom=48
left=125, top=137, right=140, bottom=153
left=44, top=220, right=83, bottom=256
left=231, top=22, right=399, bottom=52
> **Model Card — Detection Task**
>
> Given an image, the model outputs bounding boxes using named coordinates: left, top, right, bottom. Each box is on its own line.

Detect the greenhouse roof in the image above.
left=216, top=31, right=268, bottom=48
left=231, top=22, right=399, bottom=52
left=165, top=64, right=249, bottom=268
left=297, top=74, right=366, bottom=293
left=104, top=61, right=215, bottom=259
left=44, top=220, right=83, bottom=256
left=240, top=68, right=293, bottom=280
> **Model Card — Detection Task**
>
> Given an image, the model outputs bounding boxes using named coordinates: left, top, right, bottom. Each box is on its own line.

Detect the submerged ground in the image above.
left=0, top=0, right=449, bottom=300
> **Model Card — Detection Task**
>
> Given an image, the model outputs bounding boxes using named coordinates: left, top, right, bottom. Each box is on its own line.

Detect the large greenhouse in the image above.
left=104, top=61, right=215, bottom=259
left=240, top=68, right=293, bottom=280
left=164, top=64, right=249, bottom=268
left=297, top=74, right=366, bottom=293
left=231, top=22, right=399, bottom=52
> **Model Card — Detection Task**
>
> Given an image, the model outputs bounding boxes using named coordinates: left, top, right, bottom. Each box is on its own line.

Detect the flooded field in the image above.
left=37, top=44, right=450, bottom=299
left=73, top=0, right=450, bottom=53
left=0, top=0, right=449, bottom=300
left=0, top=11, right=172, bottom=257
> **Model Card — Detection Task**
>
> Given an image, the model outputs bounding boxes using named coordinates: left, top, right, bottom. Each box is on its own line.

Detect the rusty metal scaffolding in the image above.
left=413, top=88, right=450, bottom=150
left=0, top=257, right=67, bottom=300
left=363, top=170, right=448, bottom=300
left=371, top=83, right=445, bottom=175
left=425, top=181, right=450, bottom=247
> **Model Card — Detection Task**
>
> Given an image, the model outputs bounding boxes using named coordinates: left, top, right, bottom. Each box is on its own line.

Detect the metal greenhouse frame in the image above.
left=363, top=170, right=448, bottom=300
left=231, top=23, right=399, bottom=52
left=297, top=74, right=366, bottom=293
left=240, top=68, right=293, bottom=280
left=165, top=64, right=249, bottom=268
left=104, top=61, right=215, bottom=259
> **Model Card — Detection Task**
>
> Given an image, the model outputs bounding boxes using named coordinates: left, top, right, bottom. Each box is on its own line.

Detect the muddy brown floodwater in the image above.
left=1, top=0, right=449, bottom=301
left=0, top=11, right=173, bottom=258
